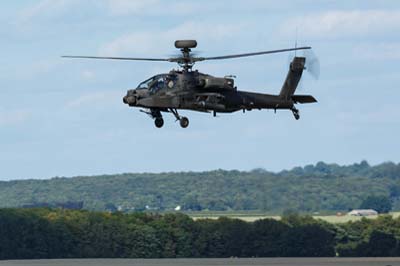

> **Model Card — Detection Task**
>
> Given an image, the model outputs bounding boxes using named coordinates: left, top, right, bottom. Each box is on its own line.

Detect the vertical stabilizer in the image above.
left=279, top=57, right=305, bottom=100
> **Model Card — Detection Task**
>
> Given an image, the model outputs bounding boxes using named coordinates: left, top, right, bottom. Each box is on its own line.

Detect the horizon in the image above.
left=4, top=159, right=398, bottom=181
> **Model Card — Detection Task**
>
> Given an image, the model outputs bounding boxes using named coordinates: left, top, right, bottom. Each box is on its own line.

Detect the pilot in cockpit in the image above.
left=150, top=77, right=165, bottom=93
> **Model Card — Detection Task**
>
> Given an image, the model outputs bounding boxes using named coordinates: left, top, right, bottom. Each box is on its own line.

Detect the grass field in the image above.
left=188, top=211, right=400, bottom=223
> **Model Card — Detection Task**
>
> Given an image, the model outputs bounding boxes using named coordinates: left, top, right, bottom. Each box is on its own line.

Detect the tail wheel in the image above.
left=180, top=117, right=189, bottom=128
left=155, top=118, right=164, bottom=128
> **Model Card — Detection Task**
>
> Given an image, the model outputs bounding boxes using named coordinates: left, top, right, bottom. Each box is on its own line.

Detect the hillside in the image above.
left=0, top=161, right=399, bottom=213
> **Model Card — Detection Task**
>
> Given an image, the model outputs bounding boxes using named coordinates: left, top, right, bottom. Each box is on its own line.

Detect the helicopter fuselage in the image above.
left=64, top=39, right=317, bottom=128
left=123, top=70, right=294, bottom=115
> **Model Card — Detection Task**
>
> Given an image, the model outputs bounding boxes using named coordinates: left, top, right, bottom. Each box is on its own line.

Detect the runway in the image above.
left=0, top=258, right=399, bottom=266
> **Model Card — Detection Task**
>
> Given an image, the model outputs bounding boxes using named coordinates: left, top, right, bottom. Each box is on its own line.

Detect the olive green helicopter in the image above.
left=63, top=40, right=319, bottom=128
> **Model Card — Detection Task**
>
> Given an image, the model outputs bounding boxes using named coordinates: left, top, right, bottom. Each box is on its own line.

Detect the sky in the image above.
left=0, top=0, right=399, bottom=180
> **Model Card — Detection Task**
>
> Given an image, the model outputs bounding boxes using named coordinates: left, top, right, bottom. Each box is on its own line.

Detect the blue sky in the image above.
left=0, top=0, right=399, bottom=180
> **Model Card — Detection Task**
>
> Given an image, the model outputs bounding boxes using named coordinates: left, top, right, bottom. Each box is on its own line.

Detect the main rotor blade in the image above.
left=195, top=47, right=311, bottom=61
left=62, top=56, right=171, bottom=62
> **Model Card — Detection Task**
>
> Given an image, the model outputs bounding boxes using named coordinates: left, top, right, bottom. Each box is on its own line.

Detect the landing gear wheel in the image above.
left=179, top=117, right=189, bottom=128
left=154, top=118, right=164, bottom=128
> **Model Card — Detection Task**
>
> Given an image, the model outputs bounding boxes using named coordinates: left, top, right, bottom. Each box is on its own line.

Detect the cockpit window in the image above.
left=136, top=76, right=157, bottom=90
left=136, top=74, right=176, bottom=93
left=149, top=76, right=166, bottom=93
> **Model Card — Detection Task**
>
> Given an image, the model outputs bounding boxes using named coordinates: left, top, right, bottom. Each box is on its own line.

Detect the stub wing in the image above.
left=291, top=95, right=317, bottom=104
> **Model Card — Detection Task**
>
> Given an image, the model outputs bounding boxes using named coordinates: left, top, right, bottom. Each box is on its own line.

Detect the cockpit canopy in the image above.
left=136, top=74, right=177, bottom=93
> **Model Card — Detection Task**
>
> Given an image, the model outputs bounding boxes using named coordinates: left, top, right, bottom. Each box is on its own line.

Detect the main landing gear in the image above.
left=154, top=117, right=164, bottom=128
left=146, top=109, right=164, bottom=128
left=291, top=107, right=300, bottom=120
left=170, top=108, right=189, bottom=128
left=143, top=108, right=189, bottom=128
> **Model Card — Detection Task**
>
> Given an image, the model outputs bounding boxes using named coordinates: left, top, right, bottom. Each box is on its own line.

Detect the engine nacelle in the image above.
left=200, top=77, right=235, bottom=90
left=196, top=101, right=226, bottom=111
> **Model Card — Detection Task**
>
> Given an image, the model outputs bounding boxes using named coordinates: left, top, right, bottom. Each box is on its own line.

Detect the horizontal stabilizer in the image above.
left=292, top=95, right=317, bottom=104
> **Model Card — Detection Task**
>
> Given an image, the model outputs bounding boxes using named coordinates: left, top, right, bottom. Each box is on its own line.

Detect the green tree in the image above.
left=360, top=195, right=392, bottom=213
left=244, top=219, right=289, bottom=257
left=340, top=231, right=398, bottom=257
left=365, top=231, right=397, bottom=256
left=282, top=224, right=335, bottom=257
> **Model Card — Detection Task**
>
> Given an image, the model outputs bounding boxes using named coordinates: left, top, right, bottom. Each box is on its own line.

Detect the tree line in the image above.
left=0, top=208, right=399, bottom=259
left=0, top=161, right=399, bottom=213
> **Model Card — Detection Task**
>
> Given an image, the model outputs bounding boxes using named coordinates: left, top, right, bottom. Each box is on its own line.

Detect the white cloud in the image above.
left=81, top=70, right=96, bottom=81
left=104, top=0, right=304, bottom=17
left=337, top=104, right=400, bottom=125
left=66, top=91, right=121, bottom=108
left=106, top=0, right=161, bottom=15
left=99, top=21, right=247, bottom=56
left=104, top=0, right=219, bottom=16
left=353, top=43, right=400, bottom=61
left=281, top=10, right=400, bottom=39
left=0, top=110, right=30, bottom=126
left=6, top=60, right=63, bottom=80
left=17, top=0, right=76, bottom=24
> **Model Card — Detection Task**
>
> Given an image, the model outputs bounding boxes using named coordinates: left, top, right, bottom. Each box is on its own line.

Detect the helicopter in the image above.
left=63, top=40, right=318, bottom=128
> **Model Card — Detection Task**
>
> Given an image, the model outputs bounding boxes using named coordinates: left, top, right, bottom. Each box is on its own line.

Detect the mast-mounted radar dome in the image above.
left=175, top=40, right=197, bottom=49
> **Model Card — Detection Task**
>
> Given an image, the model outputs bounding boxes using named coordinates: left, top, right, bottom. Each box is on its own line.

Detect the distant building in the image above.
left=175, top=205, right=181, bottom=211
left=348, top=209, right=378, bottom=216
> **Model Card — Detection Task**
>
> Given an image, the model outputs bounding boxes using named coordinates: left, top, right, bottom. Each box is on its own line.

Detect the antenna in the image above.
left=295, top=27, right=298, bottom=57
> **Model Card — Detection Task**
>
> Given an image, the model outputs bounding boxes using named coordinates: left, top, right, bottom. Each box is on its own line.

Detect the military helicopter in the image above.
left=63, top=40, right=318, bottom=128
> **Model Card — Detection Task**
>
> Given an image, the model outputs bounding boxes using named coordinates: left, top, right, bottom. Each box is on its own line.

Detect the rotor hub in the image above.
left=173, top=40, right=198, bottom=71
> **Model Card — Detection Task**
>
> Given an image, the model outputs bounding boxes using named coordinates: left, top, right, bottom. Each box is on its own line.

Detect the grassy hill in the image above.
left=0, top=161, right=399, bottom=213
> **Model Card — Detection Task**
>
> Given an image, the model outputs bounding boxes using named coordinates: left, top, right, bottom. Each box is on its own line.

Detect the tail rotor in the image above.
left=287, top=48, right=320, bottom=80
left=303, top=49, right=320, bottom=80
